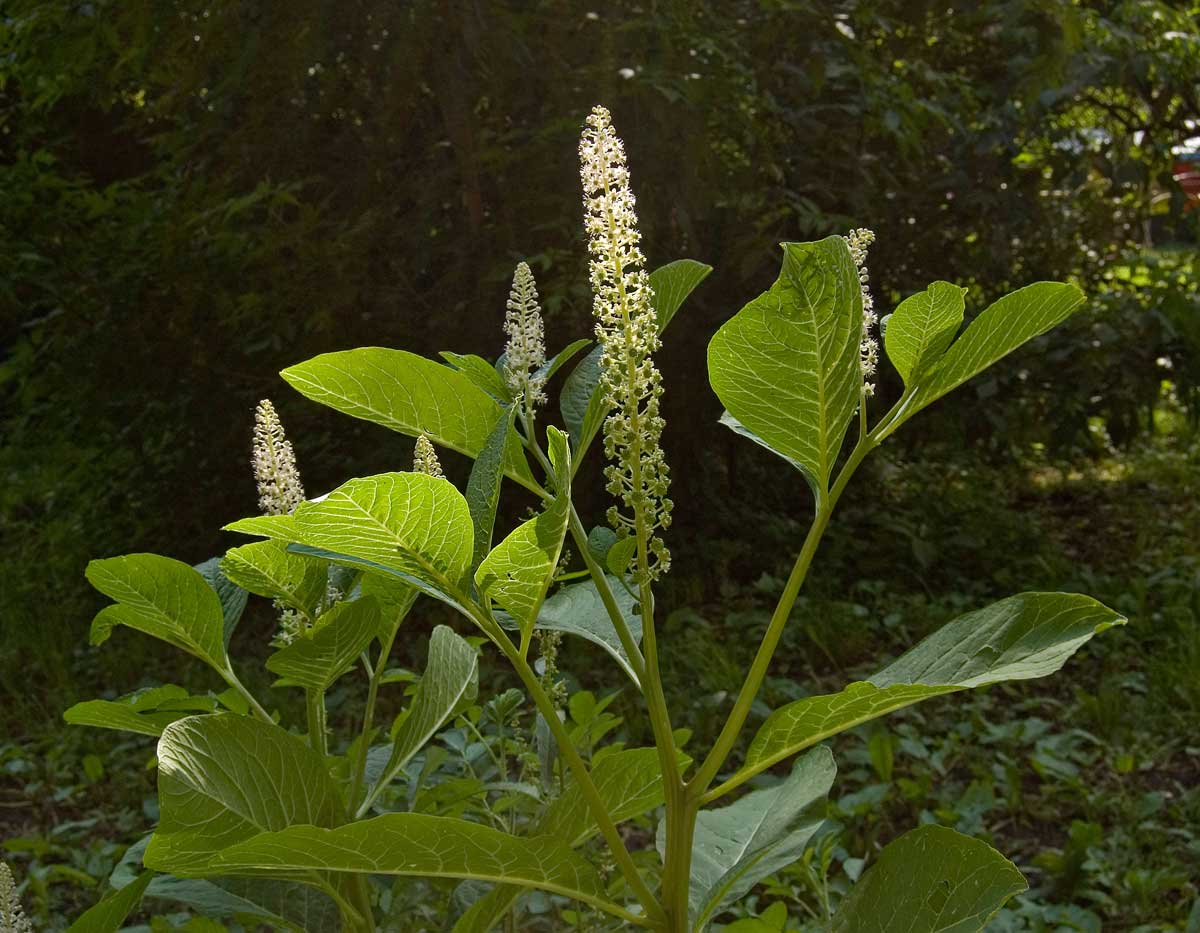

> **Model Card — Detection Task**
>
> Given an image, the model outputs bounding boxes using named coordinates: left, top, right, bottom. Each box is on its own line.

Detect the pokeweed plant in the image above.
left=65, top=104, right=1125, bottom=933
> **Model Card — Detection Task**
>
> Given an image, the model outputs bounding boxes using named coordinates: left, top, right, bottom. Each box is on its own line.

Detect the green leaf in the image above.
left=290, top=544, right=470, bottom=616
left=474, top=431, right=571, bottom=634
left=146, top=713, right=344, bottom=874
left=534, top=338, right=591, bottom=384
left=883, top=281, right=967, bottom=386
left=723, top=593, right=1124, bottom=797
left=222, top=514, right=301, bottom=539
left=466, top=407, right=515, bottom=569
left=220, top=539, right=327, bottom=615
left=193, top=557, right=249, bottom=649
left=831, top=825, right=1026, bottom=932
left=281, top=348, right=536, bottom=490
left=365, top=625, right=479, bottom=813
left=708, top=238, right=862, bottom=502
left=206, top=814, right=621, bottom=919
left=650, top=258, right=713, bottom=331
left=146, top=875, right=339, bottom=931
left=294, top=472, right=474, bottom=591
left=359, top=571, right=419, bottom=636
left=717, top=411, right=807, bottom=474
left=440, top=351, right=513, bottom=401
left=456, top=746, right=678, bottom=933
left=560, top=259, right=710, bottom=463
left=530, top=576, right=642, bottom=684
left=66, top=870, right=153, bottom=933
left=878, top=282, right=1085, bottom=440
left=681, top=748, right=835, bottom=930
left=266, top=596, right=381, bottom=691
left=65, top=686, right=217, bottom=738
left=86, top=554, right=228, bottom=671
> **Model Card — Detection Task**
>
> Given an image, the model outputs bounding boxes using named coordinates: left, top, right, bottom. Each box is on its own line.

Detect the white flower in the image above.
left=252, top=399, right=306, bottom=515
left=579, top=105, right=672, bottom=580
left=502, top=262, right=548, bottom=407
left=0, top=863, right=32, bottom=933
left=413, top=434, right=444, bottom=478
left=844, top=228, right=878, bottom=397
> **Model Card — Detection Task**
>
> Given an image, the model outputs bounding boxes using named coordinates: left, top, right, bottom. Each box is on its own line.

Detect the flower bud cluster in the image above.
left=253, top=399, right=306, bottom=516
left=502, top=262, right=548, bottom=407
left=579, top=105, right=672, bottom=580
left=845, top=228, right=878, bottom=397
left=413, top=434, right=445, bottom=478
left=0, top=862, right=32, bottom=933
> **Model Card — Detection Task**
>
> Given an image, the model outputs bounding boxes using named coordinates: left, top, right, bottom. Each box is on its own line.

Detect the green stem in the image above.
left=660, top=781, right=698, bottom=932
left=350, top=875, right=376, bottom=932
left=306, top=687, right=327, bottom=756
left=220, top=666, right=273, bottom=724
left=494, top=628, right=664, bottom=927
left=349, top=622, right=401, bottom=811
left=689, top=436, right=876, bottom=795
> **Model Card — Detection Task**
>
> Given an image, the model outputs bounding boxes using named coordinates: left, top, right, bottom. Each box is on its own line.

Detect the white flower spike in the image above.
left=502, top=261, right=548, bottom=407
left=845, top=227, right=879, bottom=397
left=252, top=399, right=306, bottom=516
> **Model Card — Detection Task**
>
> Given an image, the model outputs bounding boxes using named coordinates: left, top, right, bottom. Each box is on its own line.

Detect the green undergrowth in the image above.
left=3, top=436, right=1197, bottom=930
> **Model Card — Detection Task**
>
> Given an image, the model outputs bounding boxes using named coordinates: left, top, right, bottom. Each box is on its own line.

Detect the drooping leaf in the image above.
left=145, top=713, right=344, bottom=874
left=266, top=596, right=381, bottom=691
left=680, top=748, right=835, bottom=929
left=474, top=430, right=571, bottom=634
left=86, top=554, right=228, bottom=672
left=65, top=686, right=217, bottom=738
left=560, top=259, right=710, bottom=464
left=534, top=338, right=591, bottom=385
left=831, top=825, right=1026, bottom=932
left=221, top=539, right=327, bottom=616
left=290, top=544, right=470, bottom=616
left=717, top=411, right=807, bottom=474
left=365, top=626, right=479, bottom=812
left=281, top=348, right=535, bottom=490
left=65, top=870, right=153, bottom=933
left=877, top=282, right=1085, bottom=440
left=293, top=472, right=474, bottom=591
left=530, top=576, right=643, bottom=684
left=708, top=238, right=862, bottom=503
left=720, top=593, right=1124, bottom=798
left=440, top=351, right=513, bottom=401
left=193, top=556, right=249, bottom=648
left=883, top=281, right=967, bottom=387
left=465, top=407, right=515, bottom=569
left=207, top=815, right=623, bottom=919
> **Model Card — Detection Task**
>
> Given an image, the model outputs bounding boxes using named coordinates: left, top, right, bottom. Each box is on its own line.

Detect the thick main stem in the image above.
left=306, top=687, right=327, bottom=756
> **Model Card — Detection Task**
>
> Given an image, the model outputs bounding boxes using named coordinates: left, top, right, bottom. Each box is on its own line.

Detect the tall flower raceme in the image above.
left=502, top=261, right=548, bottom=408
left=579, top=104, right=672, bottom=580
left=0, top=863, right=32, bottom=933
left=845, top=227, right=879, bottom=397
left=252, top=399, right=306, bottom=516
left=412, top=433, right=444, bottom=477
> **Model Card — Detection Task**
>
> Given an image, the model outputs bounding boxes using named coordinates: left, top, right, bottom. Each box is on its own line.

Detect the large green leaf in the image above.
left=65, top=870, right=153, bottom=933
left=679, top=748, right=835, bottom=930
left=878, top=282, right=1085, bottom=440
left=193, top=556, right=249, bottom=648
left=293, top=472, right=474, bottom=591
left=465, top=407, right=515, bottom=569
left=206, top=815, right=622, bottom=919
left=831, top=825, right=1026, bottom=932
left=146, top=714, right=344, bottom=874
left=440, top=351, right=513, bottom=401
left=708, top=238, right=862, bottom=502
left=561, top=259, right=710, bottom=463
left=222, top=514, right=301, bottom=539
left=474, top=428, right=571, bottom=634
left=266, top=596, right=381, bottom=691
left=455, top=746, right=675, bottom=933
left=719, top=593, right=1124, bottom=798
left=221, top=539, right=327, bottom=615
left=64, top=685, right=217, bottom=738
left=529, top=576, right=642, bottom=684
left=883, top=281, right=967, bottom=386
left=363, top=625, right=479, bottom=814
left=86, top=554, right=228, bottom=671
left=281, top=348, right=535, bottom=490
left=359, top=571, right=419, bottom=634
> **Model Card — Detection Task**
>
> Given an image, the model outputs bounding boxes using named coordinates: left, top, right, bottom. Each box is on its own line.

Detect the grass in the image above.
left=2, top=433, right=1197, bottom=930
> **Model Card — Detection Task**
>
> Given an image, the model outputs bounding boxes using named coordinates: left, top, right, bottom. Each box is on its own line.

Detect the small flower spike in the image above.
left=253, top=399, right=306, bottom=516
left=0, top=863, right=32, bottom=933
left=845, top=227, right=878, bottom=397
left=413, top=433, right=445, bottom=478
left=579, top=105, right=672, bottom=580
left=503, top=261, right=548, bottom=407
